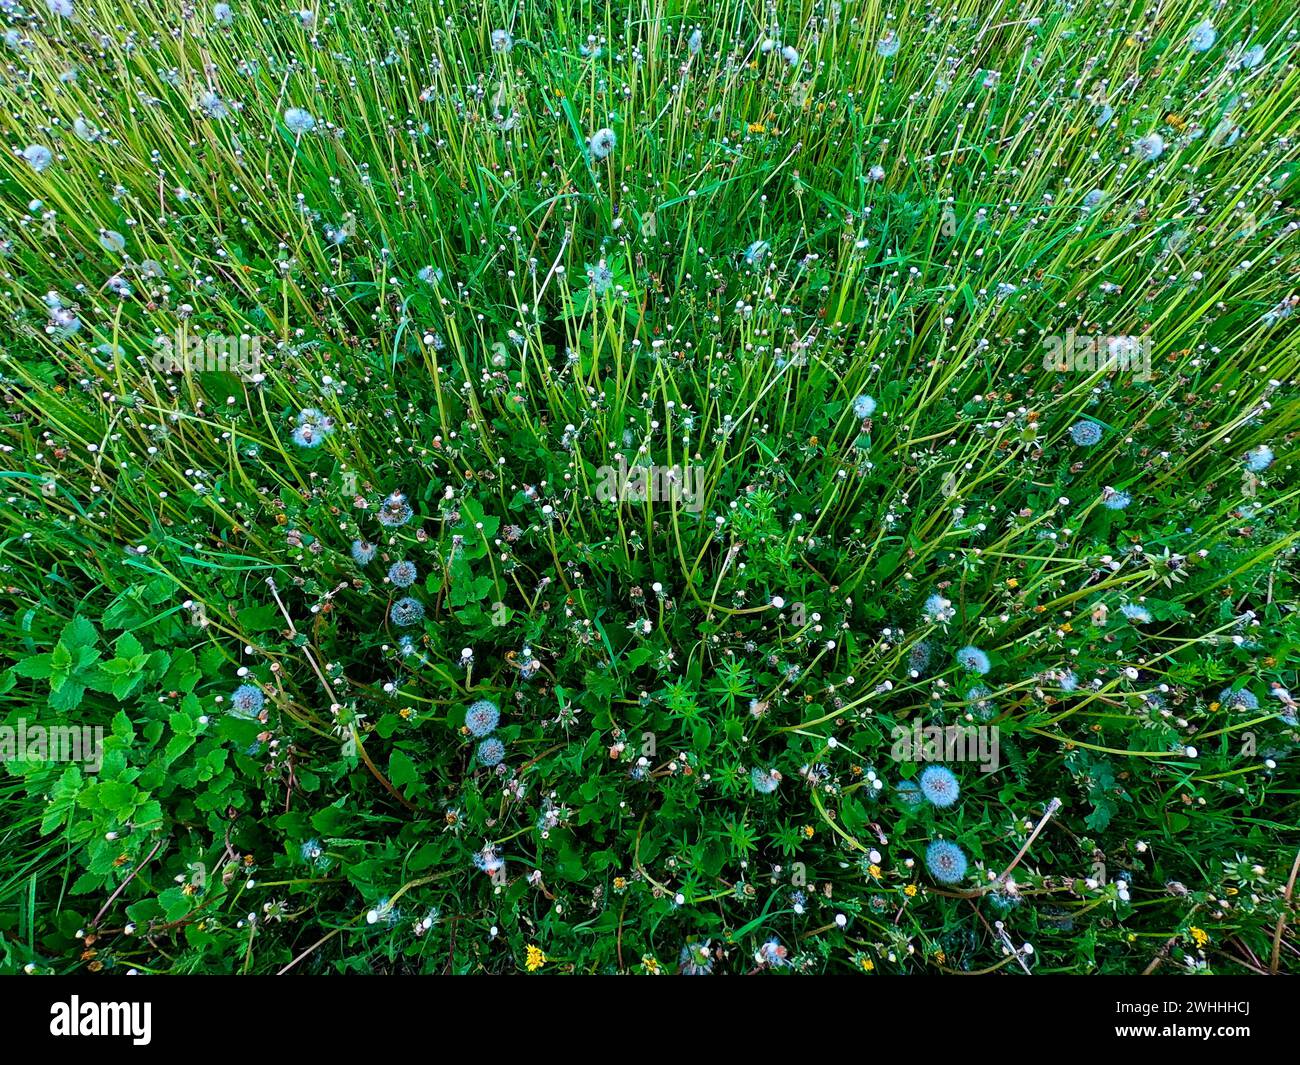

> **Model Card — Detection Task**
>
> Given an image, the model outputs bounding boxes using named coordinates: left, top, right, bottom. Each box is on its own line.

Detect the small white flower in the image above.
left=491, top=28, right=513, bottom=53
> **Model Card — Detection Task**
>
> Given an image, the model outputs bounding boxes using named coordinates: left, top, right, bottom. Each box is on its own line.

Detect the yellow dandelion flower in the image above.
left=1189, top=926, right=1209, bottom=948
left=525, top=944, right=547, bottom=971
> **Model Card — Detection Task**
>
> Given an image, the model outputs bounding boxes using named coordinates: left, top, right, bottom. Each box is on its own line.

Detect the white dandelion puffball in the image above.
left=284, top=107, right=316, bottom=134
left=22, top=144, right=53, bottom=172
left=1188, top=20, right=1216, bottom=54
left=589, top=127, right=616, bottom=160
left=1133, top=133, right=1165, bottom=161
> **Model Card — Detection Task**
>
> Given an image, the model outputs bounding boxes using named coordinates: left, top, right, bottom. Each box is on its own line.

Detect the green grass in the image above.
left=0, top=0, right=1298, bottom=974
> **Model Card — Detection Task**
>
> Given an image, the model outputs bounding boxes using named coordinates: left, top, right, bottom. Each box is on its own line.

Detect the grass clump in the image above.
left=0, top=0, right=1298, bottom=975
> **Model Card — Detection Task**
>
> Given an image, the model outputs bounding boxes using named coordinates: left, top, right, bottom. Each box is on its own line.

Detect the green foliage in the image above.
left=0, top=0, right=1298, bottom=977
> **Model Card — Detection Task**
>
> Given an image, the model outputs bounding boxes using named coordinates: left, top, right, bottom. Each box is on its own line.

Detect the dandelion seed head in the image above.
left=284, top=107, right=316, bottom=134
left=956, top=646, right=991, bottom=675
left=1188, top=20, right=1216, bottom=53
left=465, top=700, right=500, bottom=737
left=589, top=127, right=617, bottom=160
left=21, top=145, right=52, bottom=172
left=1245, top=445, right=1274, bottom=472
left=390, top=596, right=425, bottom=627
left=925, top=840, right=968, bottom=884
left=1133, top=133, right=1165, bottom=162
left=377, top=491, right=413, bottom=528
left=476, top=736, right=506, bottom=766
left=387, top=560, right=417, bottom=588
left=1069, top=420, right=1104, bottom=447
left=1219, top=686, right=1259, bottom=711
left=229, top=683, right=265, bottom=718
left=919, top=766, right=960, bottom=808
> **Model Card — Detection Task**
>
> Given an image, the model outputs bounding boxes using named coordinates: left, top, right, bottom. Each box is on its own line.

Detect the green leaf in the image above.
left=11, top=653, right=54, bottom=679
left=388, top=749, right=419, bottom=790
left=234, top=602, right=284, bottom=632
left=159, top=886, right=192, bottom=923
left=50, top=643, right=73, bottom=675
left=114, top=632, right=144, bottom=659
left=48, top=679, right=86, bottom=711
left=95, top=779, right=138, bottom=816
left=62, top=616, right=99, bottom=649
left=40, top=766, right=83, bottom=833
